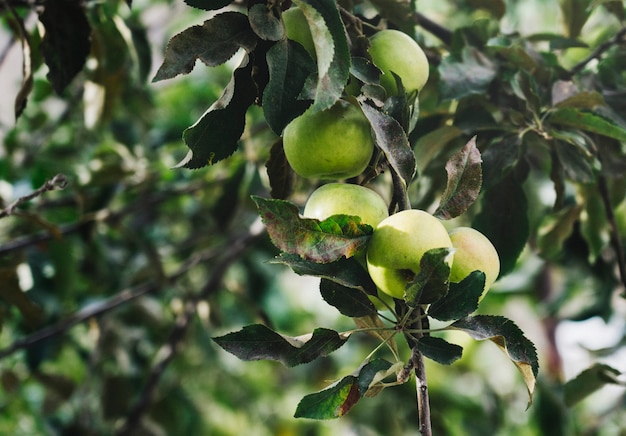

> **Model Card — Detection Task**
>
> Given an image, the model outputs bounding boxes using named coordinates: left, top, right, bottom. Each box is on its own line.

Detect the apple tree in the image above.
left=1, top=0, right=625, bottom=434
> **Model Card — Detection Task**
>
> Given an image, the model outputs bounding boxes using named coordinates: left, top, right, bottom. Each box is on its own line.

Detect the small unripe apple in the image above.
left=282, top=8, right=315, bottom=58
left=366, top=210, right=453, bottom=299
left=448, top=227, right=500, bottom=296
left=368, top=29, right=429, bottom=97
left=282, top=99, right=374, bottom=180
left=303, top=183, right=389, bottom=228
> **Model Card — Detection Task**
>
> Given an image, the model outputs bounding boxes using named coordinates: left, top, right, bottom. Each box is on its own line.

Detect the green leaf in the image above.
left=451, top=315, right=539, bottom=406
left=357, top=359, right=395, bottom=397
left=253, top=196, right=373, bottom=263
left=552, top=85, right=605, bottom=109
left=536, top=205, right=583, bottom=260
left=473, top=165, right=529, bottom=277
left=428, top=271, right=485, bottom=321
left=405, top=248, right=453, bottom=306
left=39, top=0, right=91, bottom=94
left=152, top=12, right=257, bottom=82
left=525, top=33, right=589, bottom=50
left=350, top=56, right=382, bottom=85
left=295, top=376, right=360, bottom=419
left=320, top=279, right=377, bottom=317
left=271, top=253, right=377, bottom=293
left=265, top=139, right=295, bottom=200
left=263, top=40, right=315, bottom=134
left=560, top=0, right=593, bottom=39
left=481, top=135, right=522, bottom=189
left=578, top=184, right=610, bottom=263
left=551, top=135, right=596, bottom=183
left=249, top=4, right=284, bottom=41
left=417, top=336, right=463, bottom=365
left=564, top=363, right=623, bottom=407
left=177, top=55, right=257, bottom=169
left=439, top=47, right=497, bottom=102
left=184, top=0, right=233, bottom=11
left=359, top=102, right=417, bottom=187
left=434, top=136, right=483, bottom=220
left=292, top=0, right=350, bottom=111
left=213, top=325, right=349, bottom=367
left=548, top=108, right=626, bottom=142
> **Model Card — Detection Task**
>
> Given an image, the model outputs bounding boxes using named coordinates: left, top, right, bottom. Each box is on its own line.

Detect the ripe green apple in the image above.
left=282, top=7, right=315, bottom=58
left=366, top=210, right=453, bottom=299
left=282, top=99, right=374, bottom=180
left=368, top=29, right=429, bottom=97
left=303, top=183, right=388, bottom=228
left=448, top=227, right=500, bottom=296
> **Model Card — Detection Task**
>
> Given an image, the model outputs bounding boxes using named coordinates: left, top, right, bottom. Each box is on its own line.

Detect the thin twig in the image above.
left=597, top=174, right=626, bottom=297
left=414, top=348, right=432, bottom=436
left=0, top=174, right=68, bottom=219
left=116, top=219, right=265, bottom=436
left=567, top=26, right=626, bottom=77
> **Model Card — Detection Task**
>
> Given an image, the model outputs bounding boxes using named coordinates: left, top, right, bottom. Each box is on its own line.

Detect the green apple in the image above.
left=366, top=210, right=453, bottom=299
left=283, top=99, right=374, bottom=180
left=448, top=227, right=500, bottom=296
left=283, top=7, right=315, bottom=58
left=368, top=29, right=429, bottom=97
left=303, top=183, right=388, bottom=228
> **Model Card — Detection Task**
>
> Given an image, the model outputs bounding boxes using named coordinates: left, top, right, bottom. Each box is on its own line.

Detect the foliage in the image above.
left=1, top=0, right=626, bottom=434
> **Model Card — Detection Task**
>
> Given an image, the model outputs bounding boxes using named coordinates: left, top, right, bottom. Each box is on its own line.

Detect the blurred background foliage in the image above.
left=1, top=0, right=625, bottom=434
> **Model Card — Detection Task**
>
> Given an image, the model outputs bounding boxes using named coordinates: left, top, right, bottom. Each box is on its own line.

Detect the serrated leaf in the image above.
left=295, top=376, right=360, bottom=419
left=253, top=196, right=373, bottom=263
left=434, top=136, right=482, bottom=220
left=320, top=279, right=377, bottom=317
left=152, top=12, right=257, bottom=82
left=428, top=271, right=485, bottom=321
left=548, top=108, right=626, bottom=142
left=405, top=248, right=453, bottom=306
left=451, top=315, right=539, bottom=405
left=292, top=0, right=350, bottom=111
left=473, top=166, right=529, bottom=277
left=439, top=47, right=497, bottom=102
left=263, top=39, right=315, bottom=134
left=272, top=253, right=377, bottom=293
left=359, top=102, right=416, bottom=187
left=213, top=324, right=349, bottom=367
left=564, top=363, right=623, bottom=407
left=417, top=336, right=463, bottom=365
left=39, top=0, right=91, bottom=95
left=265, top=139, right=295, bottom=199
left=177, top=55, right=257, bottom=169
left=350, top=56, right=382, bottom=84
left=249, top=4, right=284, bottom=41
left=184, top=0, right=233, bottom=10
left=0, top=267, right=43, bottom=327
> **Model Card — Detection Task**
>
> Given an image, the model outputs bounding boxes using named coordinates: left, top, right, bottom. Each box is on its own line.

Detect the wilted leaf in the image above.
left=451, top=315, right=539, bottom=406
left=152, top=12, right=257, bottom=82
left=177, top=55, right=257, bottom=169
left=417, top=336, right=463, bottom=365
left=564, top=363, right=623, bottom=407
left=320, top=279, right=377, bottom=317
left=184, top=0, right=233, bottom=10
left=39, top=0, right=91, bottom=95
left=439, top=47, right=497, bottom=102
left=263, top=40, right=315, bottom=134
left=405, top=248, right=453, bottom=306
left=434, top=136, right=482, bottom=220
left=213, top=324, right=349, bottom=367
left=428, top=271, right=485, bottom=321
left=271, top=253, right=377, bottom=293
left=548, top=108, right=626, bottom=142
left=292, top=0, right=350, bottom=111
left=359, top=103, right=416, bottom=187
left=253, top=196, right=373, bottom=263
left=295, top=376, right=360, bottom=419
left=249, top=4, right=284, bottom=41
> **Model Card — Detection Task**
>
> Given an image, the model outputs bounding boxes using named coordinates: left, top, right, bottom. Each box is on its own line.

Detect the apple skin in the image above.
left=283, top=100, right=374, bottom=180
left=366, top=210, right=453, bottom=299
left=368, top=29, right=430, bottom=97
left=283, top=8, right=316, bottom=58
left=448, top=227, right=500, bottom=296
left=303, top=183, right=389, bottom=228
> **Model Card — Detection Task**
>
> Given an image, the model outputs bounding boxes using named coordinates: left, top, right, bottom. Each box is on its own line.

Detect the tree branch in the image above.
left=413, top=12, right=452, bottom=45
left=115, top=218, right=265, bottom=436
left=566, top=26, right=626, bottom=77
left=0, top=173, right=68, bottom=219
left=597, top=174, right=626, bottom=298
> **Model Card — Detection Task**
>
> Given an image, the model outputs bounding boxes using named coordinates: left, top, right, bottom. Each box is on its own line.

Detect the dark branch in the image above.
left=0, top=174, right=68, bottom=219
left=567, top=26, right=626, bottom=77
left=413, top=12, right=452, bottom=46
